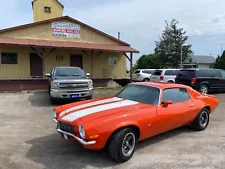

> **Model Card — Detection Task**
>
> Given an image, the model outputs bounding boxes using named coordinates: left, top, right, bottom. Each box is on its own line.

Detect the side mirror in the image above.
left=86, top=73, right=91, bottom=78
left=162, top=100, right=173, bottom=107
left=45, top=73, right=51, bottom=78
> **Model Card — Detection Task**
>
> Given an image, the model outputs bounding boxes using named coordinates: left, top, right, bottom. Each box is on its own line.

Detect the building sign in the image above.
left=108, top=57, right=117, bottom=66
left=52, top=22, right=80, bottom=38
left=56, top=55, right=63, bottom=61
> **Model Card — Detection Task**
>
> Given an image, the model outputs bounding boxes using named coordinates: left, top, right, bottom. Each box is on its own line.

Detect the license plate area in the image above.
left=70, top=94, right=80, bottom=99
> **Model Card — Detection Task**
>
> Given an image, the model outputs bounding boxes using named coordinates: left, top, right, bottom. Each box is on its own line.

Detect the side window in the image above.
left=133, top=70, right=140, bottom=74
left=220, top=70, right=225, bottom=78
left=143, top=70, right=154, bottom=74
left=164, top=70, right=174, bottom=75
left=162, top=88, right=190, bottom=104
left=210, top=69, right=222, bottom=78
left=152, top=70, right=162, bottom=76
left=196, top=70, right=210, bottom=77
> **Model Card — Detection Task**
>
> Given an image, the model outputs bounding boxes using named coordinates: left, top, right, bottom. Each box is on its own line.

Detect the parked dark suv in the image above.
left=175, top=68, right=225, bottom=94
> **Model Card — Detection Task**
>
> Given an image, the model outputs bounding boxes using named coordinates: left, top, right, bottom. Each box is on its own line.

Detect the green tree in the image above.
left=155, top=19, right=193, bottom=68
left=213, top=51, right=225, bottom=69
left=133, top=53, right=160, bottom=70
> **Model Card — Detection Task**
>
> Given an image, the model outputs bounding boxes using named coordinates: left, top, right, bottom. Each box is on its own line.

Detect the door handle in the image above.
left=190, top=104, right=194, bottom=107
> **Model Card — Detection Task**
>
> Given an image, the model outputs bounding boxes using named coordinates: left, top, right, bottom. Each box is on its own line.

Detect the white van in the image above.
left=132, top=69, right=155, bottom=82
left=150, top=69, right=180, bottom=83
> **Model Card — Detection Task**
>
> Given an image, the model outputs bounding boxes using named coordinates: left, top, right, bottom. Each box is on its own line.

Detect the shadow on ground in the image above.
left=28, top=89, right=120, bottom=108
left=25, top=126, right=194, bottom=169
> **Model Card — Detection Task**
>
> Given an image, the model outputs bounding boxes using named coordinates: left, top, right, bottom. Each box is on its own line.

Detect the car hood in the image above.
left=57, top=97, right=151, bottom=123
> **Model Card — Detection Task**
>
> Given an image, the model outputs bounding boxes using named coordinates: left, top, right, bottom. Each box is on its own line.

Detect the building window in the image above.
left=1, top=53, right=18, bottom=64
left=44, top=6, right=51, bottom=13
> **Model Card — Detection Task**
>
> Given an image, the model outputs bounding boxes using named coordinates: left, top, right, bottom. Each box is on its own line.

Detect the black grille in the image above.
left=58, top=122, right=74, bottom=134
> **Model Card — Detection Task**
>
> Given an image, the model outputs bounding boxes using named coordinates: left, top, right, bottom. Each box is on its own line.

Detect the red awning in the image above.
left=0, top=37, right=139, bottom=53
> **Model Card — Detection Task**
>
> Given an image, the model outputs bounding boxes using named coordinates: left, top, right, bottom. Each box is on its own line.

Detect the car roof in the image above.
left=132, top=82, right=192, bottom=90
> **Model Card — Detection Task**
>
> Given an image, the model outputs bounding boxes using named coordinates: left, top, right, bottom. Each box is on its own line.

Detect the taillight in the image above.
left=160, top=76, right=164, bottom=80
left=191, top=78, right=196, bottom=84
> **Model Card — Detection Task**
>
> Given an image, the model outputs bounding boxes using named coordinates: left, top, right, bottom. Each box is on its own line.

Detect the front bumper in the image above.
left=53, top=118, right=96, bottom=146
left=50, top=89, right=93, bottom=99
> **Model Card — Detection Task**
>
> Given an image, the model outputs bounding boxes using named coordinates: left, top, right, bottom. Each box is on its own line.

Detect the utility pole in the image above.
left=180, top=44, right=183, bottom=69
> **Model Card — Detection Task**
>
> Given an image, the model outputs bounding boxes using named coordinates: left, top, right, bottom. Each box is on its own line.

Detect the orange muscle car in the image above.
left=53, top=82, right=219, bottom=163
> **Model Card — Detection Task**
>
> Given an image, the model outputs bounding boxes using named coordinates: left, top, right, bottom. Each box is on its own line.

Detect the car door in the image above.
left=219, top=69, right=225, bottom=89
left=209, top=69, right=223, bottom=89
left=154, top=88, right=195, bottom=135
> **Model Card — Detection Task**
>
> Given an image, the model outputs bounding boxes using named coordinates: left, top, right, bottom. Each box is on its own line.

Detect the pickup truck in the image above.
left=45, top=66, right=93, bottom=103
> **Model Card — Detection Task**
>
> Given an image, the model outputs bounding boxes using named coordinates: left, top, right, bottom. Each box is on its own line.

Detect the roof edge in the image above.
left=0, top=15, right=130, bottom=46
left=32, top=0, right=64, bottom=9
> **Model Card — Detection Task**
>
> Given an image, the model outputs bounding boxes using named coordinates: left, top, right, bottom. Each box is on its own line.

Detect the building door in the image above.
left=70, top=55, right=83, bottom=68
left=30, top=53, right=43, bottom=78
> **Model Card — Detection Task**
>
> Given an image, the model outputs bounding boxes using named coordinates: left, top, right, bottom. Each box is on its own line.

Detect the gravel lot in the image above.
left=0, top=89, right=225, bottom=169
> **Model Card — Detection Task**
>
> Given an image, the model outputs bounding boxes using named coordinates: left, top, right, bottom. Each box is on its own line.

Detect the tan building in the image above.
left=0, top=0, right=138, bottom=91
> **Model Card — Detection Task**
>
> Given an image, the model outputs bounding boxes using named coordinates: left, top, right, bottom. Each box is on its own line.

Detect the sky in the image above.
left=1, top=0, right=225, bottom=67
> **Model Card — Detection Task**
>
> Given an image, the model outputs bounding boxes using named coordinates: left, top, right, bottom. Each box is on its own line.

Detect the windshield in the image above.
left=116, top=84, right=160, bottom=105
left=54, top=67, right=85, bottom=77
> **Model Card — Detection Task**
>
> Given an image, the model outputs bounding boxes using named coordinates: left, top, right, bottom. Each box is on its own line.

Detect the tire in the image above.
left=50, top=96, right=57, bottom=104
left=199, top=84, right=209, bottom=94
left=108, top=128, right=137, bottom=163
left=143, top=78, right=149, bottom=82
left=167, top=80, right=174, bottom=83
left=86, top=96, right=93, bottom=100
left=193, top=108, right=210, bottom=131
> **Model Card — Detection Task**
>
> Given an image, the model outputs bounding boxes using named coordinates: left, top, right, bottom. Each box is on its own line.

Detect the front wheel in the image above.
left=108, top=128, right=137, bottom=163
left=193, top=108, right=210, bottom=131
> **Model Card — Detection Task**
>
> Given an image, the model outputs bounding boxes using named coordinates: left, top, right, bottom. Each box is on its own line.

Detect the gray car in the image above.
left=45, top=66, right=93, bottom=103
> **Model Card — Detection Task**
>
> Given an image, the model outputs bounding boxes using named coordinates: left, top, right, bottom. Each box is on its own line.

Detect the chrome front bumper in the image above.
left=53, top=118, right=96, bottom=145
left=50, top=89, right=93, bottom=99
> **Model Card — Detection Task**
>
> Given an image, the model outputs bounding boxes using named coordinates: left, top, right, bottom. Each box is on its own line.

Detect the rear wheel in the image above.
left=199, top=84, right=209, bottom=94
left=167, top=80, right=174, bottom=83
left=193, top=108, right=210, bottom=131
left=143, top=78, right=149, bottom=82
left=108, top=128, right=137, bottom=163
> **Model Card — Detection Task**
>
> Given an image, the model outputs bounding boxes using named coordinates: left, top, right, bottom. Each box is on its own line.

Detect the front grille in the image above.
left=58, top=122, right=74, bottom=134
left=59, top=83, right=89, bottom=90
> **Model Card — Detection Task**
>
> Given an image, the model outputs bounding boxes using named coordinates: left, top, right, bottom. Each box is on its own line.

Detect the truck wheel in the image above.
left=108, top=128, right=137, bottom=163
left=50, top=96, right=57, bottom=104
left=86, top=96, right=93, bottom=100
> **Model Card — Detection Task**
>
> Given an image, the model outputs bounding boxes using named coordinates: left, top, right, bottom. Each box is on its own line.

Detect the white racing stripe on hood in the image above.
left=59, top=97, right=123, bottom=117
left=62, top=100, right=138, bottom=122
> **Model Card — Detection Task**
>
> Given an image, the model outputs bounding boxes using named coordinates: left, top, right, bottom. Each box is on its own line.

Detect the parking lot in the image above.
left=0, top=89, right=225, bottom=169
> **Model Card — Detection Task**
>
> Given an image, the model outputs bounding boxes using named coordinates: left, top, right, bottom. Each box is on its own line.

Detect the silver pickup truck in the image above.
left=45, top=66, right=93, bottom=103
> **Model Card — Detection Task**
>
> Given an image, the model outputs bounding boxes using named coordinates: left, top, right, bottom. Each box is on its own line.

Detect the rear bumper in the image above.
left=50, top=89, right=93, bottom=99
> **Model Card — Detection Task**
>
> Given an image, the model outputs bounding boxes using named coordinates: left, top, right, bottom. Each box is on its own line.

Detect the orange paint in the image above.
left=54, top=82, right=219, bottom=150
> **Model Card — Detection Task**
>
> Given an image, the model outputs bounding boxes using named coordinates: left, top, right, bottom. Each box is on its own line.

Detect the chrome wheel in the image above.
left=200, top=111, right=208, bottom=128
left=200, top=85, right=208, bottom=94
left=122, top=133, right=136, bottom=157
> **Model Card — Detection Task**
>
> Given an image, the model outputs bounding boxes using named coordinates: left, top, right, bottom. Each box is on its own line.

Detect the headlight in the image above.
left=88, top=80, right=93, bottom=89
left=51, top=82, right=59, bottom=89
left=53, top=109, right=57, bottom=119
left=79, top=125, right=86, bottom=139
